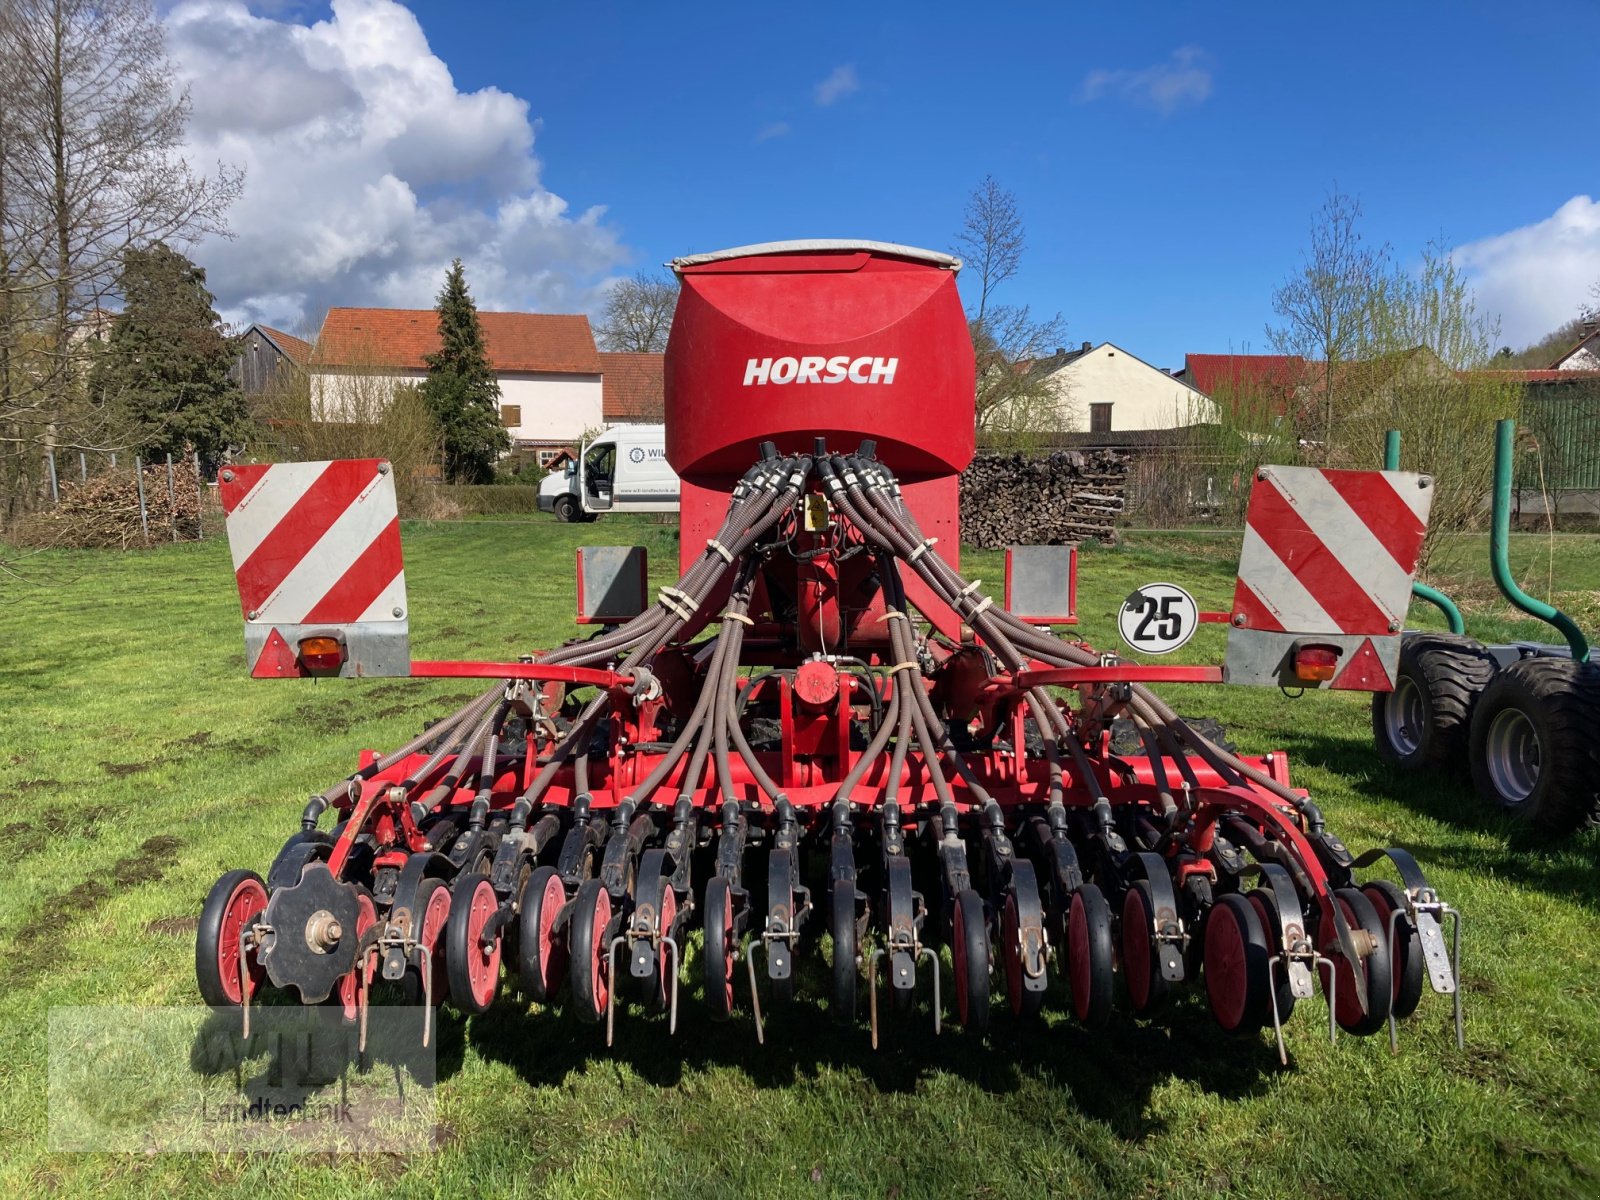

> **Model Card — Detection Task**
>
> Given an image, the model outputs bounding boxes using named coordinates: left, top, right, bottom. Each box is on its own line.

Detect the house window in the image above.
left=500, top=404, right=521, bottom=427
left=1090, top=403, right=1112, bottom=433
left=537, top=449, right=559, bottom=467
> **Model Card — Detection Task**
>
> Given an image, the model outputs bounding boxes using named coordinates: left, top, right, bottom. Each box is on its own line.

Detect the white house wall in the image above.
left=1049, top=345, right=1218, bottom=431
left=310, top=370, right=603, bottom=444
left=498, top=372, right=603, bottom=441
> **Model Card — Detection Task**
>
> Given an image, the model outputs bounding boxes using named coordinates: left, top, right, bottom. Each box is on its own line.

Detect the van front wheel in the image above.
left=553, top=495, right=578, bottom=523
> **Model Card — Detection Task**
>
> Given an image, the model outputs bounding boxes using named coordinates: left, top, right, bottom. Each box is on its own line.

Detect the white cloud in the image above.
left=1079, top=46, right=1213, bottom=115
left=813, top=64, right=859, bottom=107
left=755, top=121, right=791, bottom=143
left=165, top=0, right=629, bottom=332
left=1452, top=196, right=1600, bottom=348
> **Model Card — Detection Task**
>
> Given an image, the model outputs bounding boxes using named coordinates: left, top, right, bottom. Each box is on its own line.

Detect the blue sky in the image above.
left=172, top=0, right=1600, bottom=366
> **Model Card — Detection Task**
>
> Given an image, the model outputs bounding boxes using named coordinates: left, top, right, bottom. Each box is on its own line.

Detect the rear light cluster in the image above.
left=1293, top=644, right=1341, bottom=683
left=298, top=636, right=345, bottom=674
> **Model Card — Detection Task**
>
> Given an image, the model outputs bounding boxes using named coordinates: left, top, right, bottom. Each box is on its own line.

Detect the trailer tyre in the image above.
left=553, top=495, right=578, bottom=523
left=1468, top=656, right=1600, bottom=836
left=1371, top=634, right=1495, bottom=771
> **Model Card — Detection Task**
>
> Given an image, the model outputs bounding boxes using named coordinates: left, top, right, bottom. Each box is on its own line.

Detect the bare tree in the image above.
left=953, top=175, right=1024, bottom=325
left=596, top=270, right=678, bottom=352
left=1350, top=242, right=1520, bottom=569
left=953, top=176, right=1070, bottom=448
left=1266, top=190, right=1390, bottom=461
left=0, top=0, right=241, bottom=521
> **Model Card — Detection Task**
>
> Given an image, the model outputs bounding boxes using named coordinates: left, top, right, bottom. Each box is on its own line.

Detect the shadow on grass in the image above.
left=458, top=973, right=1288, bottom=1142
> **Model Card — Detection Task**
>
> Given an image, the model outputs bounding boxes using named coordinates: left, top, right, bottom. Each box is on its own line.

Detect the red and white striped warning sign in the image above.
left=1232, top=467, right=1429, bottom=635
left=1225, top=466, right=1433, bottom=691
left=220, top=459, right=405, bottom=628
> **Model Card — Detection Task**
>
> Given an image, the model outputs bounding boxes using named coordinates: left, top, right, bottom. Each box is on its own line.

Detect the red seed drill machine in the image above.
left=198, top=241, right=1461, bottom=1059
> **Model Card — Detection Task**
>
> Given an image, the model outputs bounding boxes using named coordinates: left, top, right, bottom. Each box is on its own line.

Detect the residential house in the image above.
left=1022, top=341, right=1219, bottom=437
left=233, top=324, right=312, bottom=395
left=310, top=308, right=603, bottom=454
left=1550, top=324, right=1600, bottom=371
left=599, top=351, right=664, bottom=425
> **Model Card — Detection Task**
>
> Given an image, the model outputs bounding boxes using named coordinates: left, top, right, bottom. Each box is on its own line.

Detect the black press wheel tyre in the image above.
left=196, top=869, right=269, bottom=1008
left=1065, top=884, right=1114, bottom=1029
left=553, top=495, right=578, bottom=523
left=568, top=879, right=612, bottom=1024
left=445, top=873, right=502, bottom=1015
left=1202, top=893, right=1271, bottom=1035
left=703, top=876, right=736, bottom=1021
left=1321, top=887, right=1393, bottom=1037
left=1120, top=879, right=1168, bottom=1015
left=1468, top=656, right=1600, bottom=837
left=1371, top=634, right=1495, bottom=771
left=516, top=866, right=567, bottom=1003
left=1360, top=879, right=1425, bottom=1020
left=951, top=888, right=990, bottom=1033
left=829, top=879, right=858, bottom=1026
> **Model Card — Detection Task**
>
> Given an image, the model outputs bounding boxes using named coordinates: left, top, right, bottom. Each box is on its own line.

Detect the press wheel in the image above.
left=1066, top=884, right=1114, bottom=1028
left=196, top=869, right=268, bottom=1008
left=568, top=879, right=612, bottom=1024
left=703, top=875, right=736, bottom=1021
left=951, top=888, right=990, bottom=1033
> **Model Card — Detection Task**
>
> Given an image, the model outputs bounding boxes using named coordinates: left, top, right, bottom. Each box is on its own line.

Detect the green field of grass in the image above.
left=2, top=516, right=1599, bottom=1199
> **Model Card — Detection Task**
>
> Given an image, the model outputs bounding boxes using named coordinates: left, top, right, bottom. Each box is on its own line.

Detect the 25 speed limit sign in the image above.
left=1118, top=582, right=1198, bottom=655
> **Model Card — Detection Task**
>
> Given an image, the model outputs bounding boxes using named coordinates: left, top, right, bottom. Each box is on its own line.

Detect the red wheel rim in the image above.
left=1068, top=892, right=1091, bottom=1022
left=215, top=878, right=267, bottom=1006
left=658, top=886, right=678, bottom=1005
left=719, top=886, right=734, bottom=1006
left=338, top=893, right=378, bottom=1021
left=537, top=873, right=566, bottom=990
left=1002, top=892, right=1022, bottom=1014
left=1122, top=887, right=1152, bottom=1010
left=1204, top=903, right=1249, bottom=1031
left=1326, top=896, right=1365, bottom=1028
left=588, top=888, right=612, bottom=1012
left=419, top=884, right=451, bottom=1001
left=952, top=897, right=969, bottom=1025
left=464, top=879, right=503, bottom=1010
left=1360, top=886, right=1403, bottom=1005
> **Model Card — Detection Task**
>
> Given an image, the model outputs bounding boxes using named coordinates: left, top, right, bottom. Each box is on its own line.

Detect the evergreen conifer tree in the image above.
left=421, top=259, right=507, bottom=482
left=94, top=242, right=248, bottom=464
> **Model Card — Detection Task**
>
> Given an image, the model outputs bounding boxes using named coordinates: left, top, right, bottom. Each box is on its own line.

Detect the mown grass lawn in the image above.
left=1, top=516, right=1599, bottom=1199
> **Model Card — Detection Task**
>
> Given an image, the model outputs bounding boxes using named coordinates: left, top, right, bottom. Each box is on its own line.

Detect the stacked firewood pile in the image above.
left=12, top=464, right=208, bottom=549
left=960, top=449, right=1128, bottom=547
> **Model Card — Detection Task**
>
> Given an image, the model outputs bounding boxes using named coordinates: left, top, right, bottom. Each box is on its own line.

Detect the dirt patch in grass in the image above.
left=175, top=731, right=213, bottom=748
left=293, top=702, right=353, bottom=736
left=112, top=835, right=184, bottom=887
left=216, top=738, right=274, bottom=761
left=145, top=914, right=199, bottom=936
left=13, top=777, right=61, bottom=793
left=99, top=760, right=151, bottom=777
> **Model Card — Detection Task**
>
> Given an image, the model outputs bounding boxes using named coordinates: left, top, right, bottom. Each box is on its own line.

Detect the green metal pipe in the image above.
left=1384, top=429, right=1466, bottom=635
left=1490, top=418, right=1589, bottom=661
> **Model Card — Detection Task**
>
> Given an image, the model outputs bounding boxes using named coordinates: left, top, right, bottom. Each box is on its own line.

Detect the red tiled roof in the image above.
left=256, top=325, right=311, bottom=367
left=600, top=351, right=664, bottom=421
left=1462, top=368, right=1600, bottom=384
left=312, top=308, right=600, bottom=374
left=1183, top=353, right=1307, bottom=399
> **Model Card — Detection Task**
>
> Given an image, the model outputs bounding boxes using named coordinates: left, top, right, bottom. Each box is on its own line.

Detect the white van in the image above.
left=538, top=424, right=679, bottom=522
